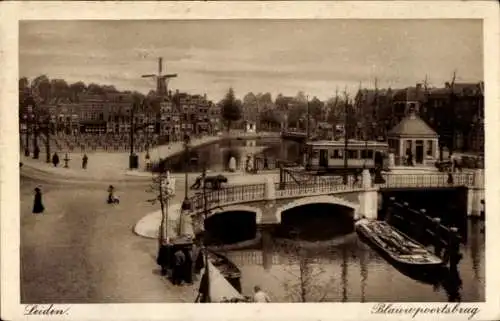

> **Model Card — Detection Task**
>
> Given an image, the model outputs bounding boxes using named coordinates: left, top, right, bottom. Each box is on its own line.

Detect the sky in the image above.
left=19, top=19, right=483, bottom=101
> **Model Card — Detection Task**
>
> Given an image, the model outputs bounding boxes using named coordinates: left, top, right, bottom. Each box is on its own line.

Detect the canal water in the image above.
left=170, top=138, right=485, bottom=302
left=165, top=138, right=302, bottom=172
left=223, top=220, right=484, bottom=303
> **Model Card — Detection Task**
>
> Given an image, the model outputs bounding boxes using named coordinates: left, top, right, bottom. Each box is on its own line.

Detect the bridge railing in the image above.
left=380, top=172, right=475, bottom=188
left=275, top=175, right=363, bottom=198
left=189, top=183, right=266, bottom=212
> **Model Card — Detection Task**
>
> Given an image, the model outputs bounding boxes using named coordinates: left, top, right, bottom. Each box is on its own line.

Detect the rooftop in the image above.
left=388, top=112, right=438, bottom=138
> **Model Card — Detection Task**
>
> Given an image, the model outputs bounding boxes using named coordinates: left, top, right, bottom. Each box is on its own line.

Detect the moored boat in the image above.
left=196, top=250, right=251, bottom=303
left=355, top=219, right=443, bottom=272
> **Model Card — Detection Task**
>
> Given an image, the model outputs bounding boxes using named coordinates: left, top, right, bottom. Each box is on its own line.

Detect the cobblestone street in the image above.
left=20, top=178, right=199, bottom=303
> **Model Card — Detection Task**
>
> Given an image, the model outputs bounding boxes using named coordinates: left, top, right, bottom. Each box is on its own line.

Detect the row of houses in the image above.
left=20, top=89, right=223, bottom=140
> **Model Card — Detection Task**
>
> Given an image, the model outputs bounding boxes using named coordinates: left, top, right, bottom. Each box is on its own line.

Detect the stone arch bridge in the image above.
left=184, top=170, right=484, bottom=232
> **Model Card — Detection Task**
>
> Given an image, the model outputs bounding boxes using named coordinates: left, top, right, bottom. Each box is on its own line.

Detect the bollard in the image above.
left=63, top=153, right=70, bottom=168
left=432, top=217, right=442, bottom=258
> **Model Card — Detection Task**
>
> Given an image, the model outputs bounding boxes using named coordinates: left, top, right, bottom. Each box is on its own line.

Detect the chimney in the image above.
left=416, top=83, right=422, bottom=91
left=176, top=89, right=179, bottom=95
left=168, top=90, right=172, bottom=97
left=445, top=82, right=451, bottom=89
left=204, top=93, right=207, bottom=100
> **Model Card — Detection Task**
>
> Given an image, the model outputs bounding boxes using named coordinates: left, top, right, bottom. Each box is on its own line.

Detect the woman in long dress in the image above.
left=32, top=187, right=45, bottom=214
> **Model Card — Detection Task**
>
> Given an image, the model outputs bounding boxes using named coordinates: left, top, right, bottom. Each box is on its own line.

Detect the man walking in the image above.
left=82, top=154, right=88, bottom=169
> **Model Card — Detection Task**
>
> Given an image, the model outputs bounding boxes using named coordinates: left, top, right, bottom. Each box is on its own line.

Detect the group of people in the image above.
left=157, top=239, right=205, bottom=286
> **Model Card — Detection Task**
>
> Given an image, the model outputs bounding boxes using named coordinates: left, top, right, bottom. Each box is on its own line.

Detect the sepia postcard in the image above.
left=1, top=1, right=499, bottom=321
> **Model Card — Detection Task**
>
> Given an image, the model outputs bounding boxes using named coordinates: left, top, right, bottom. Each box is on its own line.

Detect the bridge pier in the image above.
left=358, top=169, right=378, bottom=220
left=467, top=169, right=484, bottom=217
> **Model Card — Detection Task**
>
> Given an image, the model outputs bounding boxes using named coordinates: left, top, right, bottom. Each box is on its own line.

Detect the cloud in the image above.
left=19, top=19, right=483, bottom=100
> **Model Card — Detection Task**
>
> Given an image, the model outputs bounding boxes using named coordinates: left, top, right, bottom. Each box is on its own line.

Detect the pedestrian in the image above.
left=32, top=187, right=45, bottom=214
left=172, top=248, right=186, bottom=285
left=33, top=145, right=40, bottom=159
left=480, top=199, right=485, bottom=220
left=52, top=152, right=60, bottom=167
left=194, top=243, right=205, bottom=275
left=107, top=185, right=116, bottom=204
left=191, top=175, right=202, bottom=190
left=82, top=154, right=88, bottom=169
left=253, top=285, right=271, bottom=302
left=183, top=248, right=193, bottom=284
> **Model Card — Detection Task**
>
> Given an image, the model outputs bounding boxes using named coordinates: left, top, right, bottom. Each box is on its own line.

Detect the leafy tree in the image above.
left=308, top=96, right=324, bottom=122
left=220, top=88, right=242, bottom=131
left=31, top=75, right=51, bottom=102
left=87, top=83, right=105, bottom=95
left=69, top=81, right=87, bottom=102
left=19, top=77, right=29, bottom=92
left=50, top=79, right=70, bottom=101
left=260, top=108, right=282, bottom=130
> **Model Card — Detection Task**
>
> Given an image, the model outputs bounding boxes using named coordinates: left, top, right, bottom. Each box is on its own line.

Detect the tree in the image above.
left=308, top=96, right=324, bottom=123
left=260, top=108, right=282, bottom=130
left=277, top=235, right=336, bottom=302
left=31, top=75, right=51, bottom=102
left=146, top=171, right=178, bottom=243
left=69, top=81, right=87, bottom=102
left=220, top=88, right=242, bottom=131
left=87, top=83, right=105, bottom=95
left=19, top=77, right=29, bottom=92
left=50, top=79, right=70, bottom=101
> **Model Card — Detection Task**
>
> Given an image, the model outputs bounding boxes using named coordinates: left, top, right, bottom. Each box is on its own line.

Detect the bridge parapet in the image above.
left=187, top=171, right=482, bottom=218
left=275, top=176, right=363, bottom=199
left=379, top=172, right=475, bottom=188
left=189, top=183, right=266, bottom=212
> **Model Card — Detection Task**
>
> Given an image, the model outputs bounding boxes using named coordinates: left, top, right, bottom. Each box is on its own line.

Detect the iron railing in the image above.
left=188, top=172, right=479, bottom=215
left=189, top=183, right=266, bottom=211
left=380, top=172, right=474, bottom=188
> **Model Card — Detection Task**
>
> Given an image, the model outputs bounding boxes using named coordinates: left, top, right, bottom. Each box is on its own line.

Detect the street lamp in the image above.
left=32, top=109, right=40, bottom=159
left=181, top=133, right=192, bottom=211
left=23, top=113, right=30, bottom=156
left=129, top=100, right=139, bottom=170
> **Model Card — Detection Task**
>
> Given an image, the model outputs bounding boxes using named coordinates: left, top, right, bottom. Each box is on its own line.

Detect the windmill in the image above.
left=142, top=57, right=178, bottom=97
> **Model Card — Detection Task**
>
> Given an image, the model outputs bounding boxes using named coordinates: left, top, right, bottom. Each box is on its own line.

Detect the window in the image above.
left=347, top=149, right=358, bottom=159
left=312, top=150, right=319, bottom=159
left=361, top=149, right=373, bottom=159
left=331, top=149, right=343, bottom=159
left=426, top=140, right=433, bottom=156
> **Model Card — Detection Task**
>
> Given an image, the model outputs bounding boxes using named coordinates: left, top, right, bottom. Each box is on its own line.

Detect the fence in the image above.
left=187, top=172, right=478, bottom=216
left=189, top=183, right=266, bottom=212
left=380, top=172, right=475, bottom=188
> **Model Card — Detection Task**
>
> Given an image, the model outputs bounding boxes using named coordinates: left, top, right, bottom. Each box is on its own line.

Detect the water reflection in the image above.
left=165, top=138, right=302, bottom=172
left=224, top=220, right=484, bottom=302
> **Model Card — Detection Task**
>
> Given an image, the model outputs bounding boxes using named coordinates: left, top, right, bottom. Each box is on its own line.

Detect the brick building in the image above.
left=355, top=81, right=484, bottom=154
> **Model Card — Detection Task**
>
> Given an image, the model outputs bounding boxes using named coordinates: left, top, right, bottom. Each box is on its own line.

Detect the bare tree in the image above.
left=146, top=170, right=177, bottom=243
left=277, top=232, right=336, bottom=302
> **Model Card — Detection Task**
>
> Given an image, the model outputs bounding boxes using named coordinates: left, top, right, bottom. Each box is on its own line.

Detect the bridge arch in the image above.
left=276, top=195, right=360, bottom=223
left=208, top=205, right=263, bottom=224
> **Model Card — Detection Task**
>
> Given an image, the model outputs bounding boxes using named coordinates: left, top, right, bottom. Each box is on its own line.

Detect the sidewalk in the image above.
left=19, top=135, right=225, bottom=182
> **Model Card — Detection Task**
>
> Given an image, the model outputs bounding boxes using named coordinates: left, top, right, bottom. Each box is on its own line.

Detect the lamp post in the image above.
left=181, top=133, right=192, bottom=211
left=44, top=116, right=51, bottom=163
left=129, top=101, right=139, bottom=170
left=343, top=92, right=350, bottom=185
left=201, top=166, right=211, bottom=303
left=23, top=113, right=30, bottom=156
left=32, top=107, right=40, bottom=159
